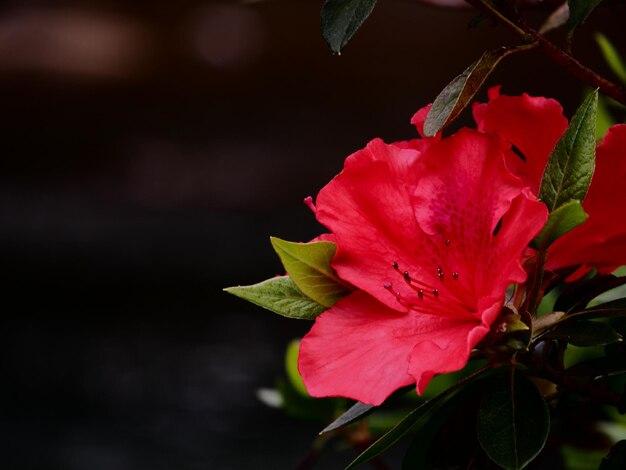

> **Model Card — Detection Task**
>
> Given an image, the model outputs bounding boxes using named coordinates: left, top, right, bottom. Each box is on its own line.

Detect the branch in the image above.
left=465, top=0, right=626, bottom=106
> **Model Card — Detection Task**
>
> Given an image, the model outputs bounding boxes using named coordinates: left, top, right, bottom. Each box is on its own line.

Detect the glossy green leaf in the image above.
left=596, top=33, right=626, bottom=85
left=531, top=200, right=588, bottom=249
left=321, top=0, right=377, bottom=54
left=600, top=440, right=626, bottom=469
left=547, top=320, right=620, bottom=346
left=285, top=339, right=309, bottom=397
left=539, top=90, right=597, bottom=212
left=568, top=0, right=603, bottom=36
left=224, top=276, right=326, bottom=320
left=271, top=237, right=349, bottom=308
left=423, top=46, right=527, bottom=137
left=320, top=401, right=374, bottom=434
left=477, top=371, right=550, bottom=470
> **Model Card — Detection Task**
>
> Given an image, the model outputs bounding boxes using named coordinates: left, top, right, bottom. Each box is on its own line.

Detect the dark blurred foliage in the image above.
left=0, top=1, right=624, bottom=468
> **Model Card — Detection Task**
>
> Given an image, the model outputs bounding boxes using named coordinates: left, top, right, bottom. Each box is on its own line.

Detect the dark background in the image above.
left=1, top=1, right=624, bottom=468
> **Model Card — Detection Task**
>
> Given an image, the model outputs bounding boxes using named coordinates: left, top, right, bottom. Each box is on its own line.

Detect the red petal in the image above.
left=298, top=290, right=484, bottom=405
left=473, top=89, right=568, bottom=194
left=548, top=125, right=626, bottom=271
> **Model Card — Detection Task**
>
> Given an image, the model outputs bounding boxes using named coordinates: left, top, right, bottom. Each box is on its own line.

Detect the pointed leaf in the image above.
left=224, top=276, right=326, bottom=320
left=596, top=33, right=626, bottom=85
left=547, top=320, right=620, bottom=346
left=477, top=371, right=550, bottom=470
left=600, top=440, right=626, bottom=470
left=321, top=0, right=377, bottom=54
left=531, top=200, right=588, bottom=249
left=539, top=90, right=598, bottom=212
left=320, top=401, right=374, bottom=434
left=271, top=237, right=349, bottom=308
left=568, top=0, right=603, bottom=36
left=423, top=46, right=529, bottom=137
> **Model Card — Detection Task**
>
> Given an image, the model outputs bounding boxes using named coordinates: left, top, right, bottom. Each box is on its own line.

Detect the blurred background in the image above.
left=0, top=0, right=624, bottom=468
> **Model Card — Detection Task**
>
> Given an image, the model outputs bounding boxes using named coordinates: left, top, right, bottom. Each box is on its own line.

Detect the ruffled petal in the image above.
left=298, top=290, right=483, bottom=405
left=409, top=299, right=501, bottom=393
left=315, top=139, right=425, bottom=311
left=548, top=125, right=626, bottom=271
left=473, top=88, right=568, bottom=194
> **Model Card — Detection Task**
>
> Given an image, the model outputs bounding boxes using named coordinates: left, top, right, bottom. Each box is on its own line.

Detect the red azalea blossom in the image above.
left=298, top=109, right=548, bottom=405
left=474, top=88, right=626, bottom=275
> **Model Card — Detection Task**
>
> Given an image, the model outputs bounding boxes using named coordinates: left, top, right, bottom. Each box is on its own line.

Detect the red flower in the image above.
left=474, top=88, right=626, bottom=275
left=298, top=111, right=548, bottom=405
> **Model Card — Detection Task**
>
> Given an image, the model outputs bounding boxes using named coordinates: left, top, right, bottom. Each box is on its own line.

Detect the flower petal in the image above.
left=298, top=290, right=482, bottom=405
left=473, top=88, right=568, bottom=194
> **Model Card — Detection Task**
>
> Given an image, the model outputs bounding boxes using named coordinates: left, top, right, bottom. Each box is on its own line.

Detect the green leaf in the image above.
left=596, top=33, right=626, bottom=85
left=568, top=0, right=603, bottom=36
left=547, top=320, right=620, bottom=346
left=423, top=46, right=527, bottom=137
left=531, top=200, right=588, bottom=249
left=285, top=339, right=309, bottom=397
left=538, top=90, right=598, bottom=212
left=477, top=371, right=550, bottom=470
left=600, top=440, right=626, bottom=469
left=345, top=400, right=439, bottom=469
left=320, top=401, right=374, bottom=434
left=224, top=276, right=326, bottom=320
left=402, top=376, right=492, bottom=470
left=271, top=237, right=349, bottom=308
left=321, top=0, right=377, bottom=54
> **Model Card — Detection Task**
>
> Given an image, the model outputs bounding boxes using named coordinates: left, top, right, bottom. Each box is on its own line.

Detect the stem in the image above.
left=465, top=0, right=626, bottom=106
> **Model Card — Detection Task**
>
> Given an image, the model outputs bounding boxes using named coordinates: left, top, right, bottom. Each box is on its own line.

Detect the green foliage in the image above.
left=531, top=200, right=588, bottom=250
left=596, top=33, right=626, bottom=85
left=224, top=276, right=326, bottom=320
left=477, top=371, right=550, bottom=470
left=554, top=274, right=626, bottom=313
left=345, top=398, right=442, bottom=469
left=321, top=0, right=377, bottom=54
left=270, top=237, right=349, bottom=308
left=539, top=90, right=598, bottom=212
left=568, top=0, right=604, bottom=36
left=423, top=47, right=519, bottom=137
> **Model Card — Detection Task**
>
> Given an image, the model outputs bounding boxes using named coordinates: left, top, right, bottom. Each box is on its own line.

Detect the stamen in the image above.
left=432, top=289, right=439, bottom=298
left=452, top=272, right=459, bottom=280
left=445, top=239, right=450, bottom=246
left=418, top=289, right=424, bottom=299
left=392, top=261, right=399, bottom=270
left=437, top=266, right=444, bottom=281
left=383, top=282, right=393, bottom=290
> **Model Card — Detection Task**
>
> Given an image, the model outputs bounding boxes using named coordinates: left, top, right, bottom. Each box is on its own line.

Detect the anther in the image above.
left=432, top=289, right=439, bottom=297
left=452, top=272, right=459, bottom=280
left=418, top=289, right=424, bottom=299
left=392, top=261, right=399, bottom=270
left=437, top=266, right=444, bottom=281
left=383, top=282, right=393, bottom=290
left=403, top=271, right=411, bottom=283
left=445, top=239, right=451, bottom=246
